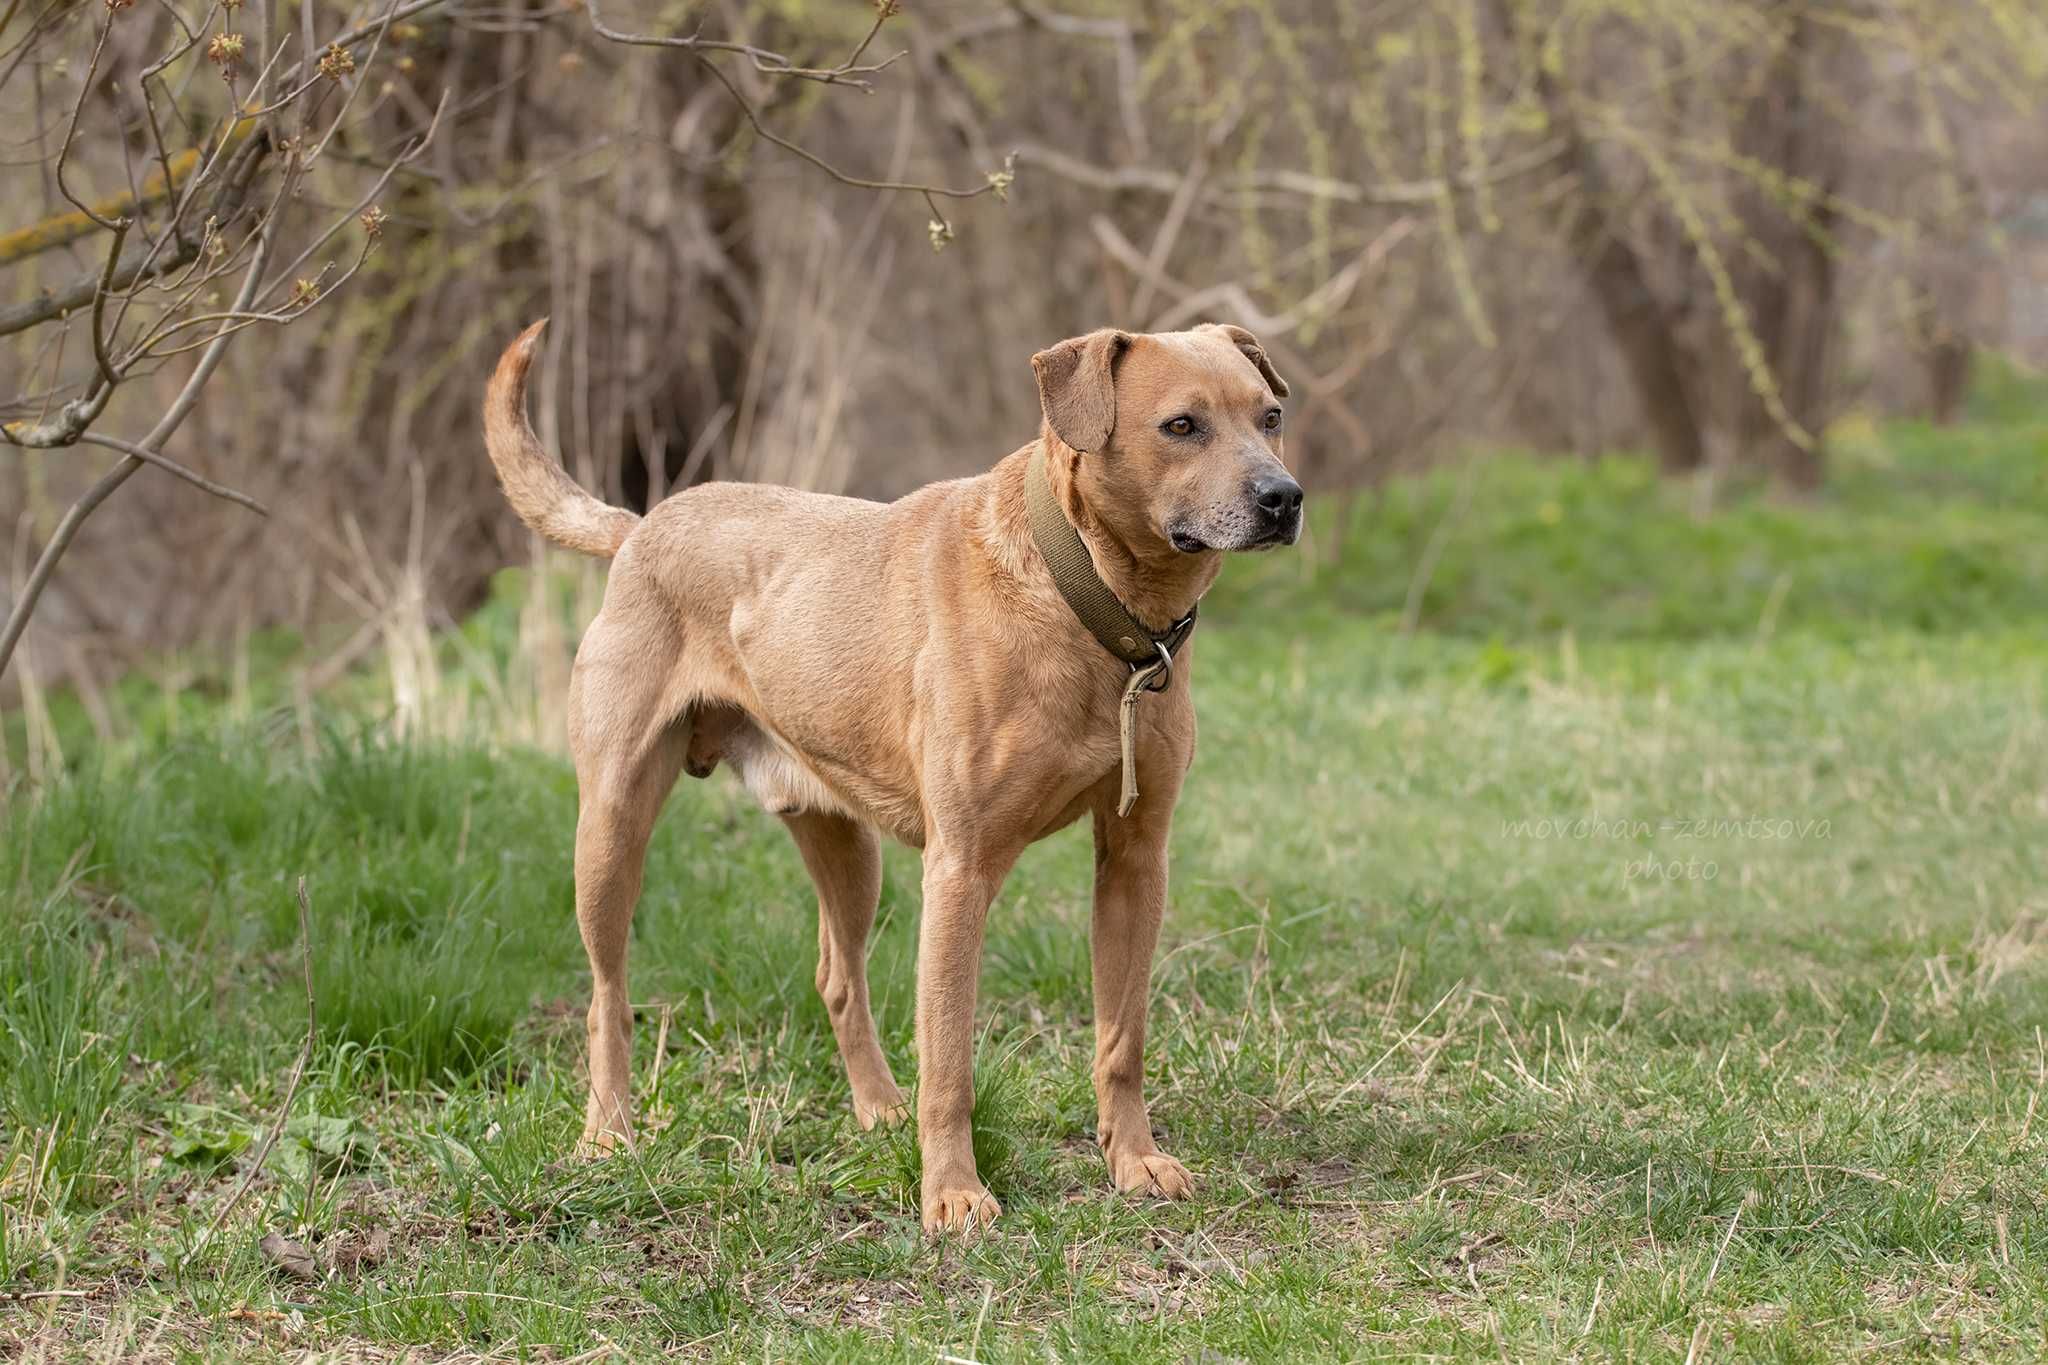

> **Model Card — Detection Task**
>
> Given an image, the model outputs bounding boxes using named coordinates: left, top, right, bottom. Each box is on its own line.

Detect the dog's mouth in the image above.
left=1169, top=522, right=1298, bottom=553
left=1252, top=519, right=1301, bottom=549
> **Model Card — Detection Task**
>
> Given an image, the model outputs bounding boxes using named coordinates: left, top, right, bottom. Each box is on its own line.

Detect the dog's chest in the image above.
left=1015, top=670, right=1139, bottom=792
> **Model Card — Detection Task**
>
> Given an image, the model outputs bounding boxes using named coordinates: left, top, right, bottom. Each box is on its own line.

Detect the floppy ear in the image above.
left=1031, top=329, right=1132, bottom=453
left=1207, top=323, right=1290, bottom=399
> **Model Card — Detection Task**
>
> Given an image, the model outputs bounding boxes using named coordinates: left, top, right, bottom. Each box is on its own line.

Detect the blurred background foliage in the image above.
left=3, top=0, right=2047, bottom=732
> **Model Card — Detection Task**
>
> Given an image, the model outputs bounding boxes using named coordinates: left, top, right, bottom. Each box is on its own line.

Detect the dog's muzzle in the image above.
left=1251, top=473, right=1304, bottom=545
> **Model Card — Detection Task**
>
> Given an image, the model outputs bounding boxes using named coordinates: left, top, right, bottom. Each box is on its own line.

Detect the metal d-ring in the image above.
left=1138, top=639, right=1174, bottom=693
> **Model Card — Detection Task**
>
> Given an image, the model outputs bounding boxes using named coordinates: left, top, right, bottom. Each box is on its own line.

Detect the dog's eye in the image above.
left=1162, top=416, right=1198, bottom=438
left=1264, top=408, right=1283, bottom=432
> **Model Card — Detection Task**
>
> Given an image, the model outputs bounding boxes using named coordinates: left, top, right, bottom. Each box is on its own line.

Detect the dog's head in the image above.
left=1031, top=323, right=1301, bottom=553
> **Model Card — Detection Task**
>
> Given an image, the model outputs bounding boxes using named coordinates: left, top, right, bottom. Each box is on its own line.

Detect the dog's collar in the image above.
left=1024, top=444, right=1197, bottom=671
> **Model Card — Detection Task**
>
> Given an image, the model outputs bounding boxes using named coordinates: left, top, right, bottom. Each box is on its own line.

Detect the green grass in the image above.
left=4, top=388, right=2048, bottom=1359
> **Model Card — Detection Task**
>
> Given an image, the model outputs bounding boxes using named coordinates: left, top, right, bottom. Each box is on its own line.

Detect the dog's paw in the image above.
left=921, top=1182, right=1001, bottom=1236
left=854, top=1091, right=910, bottom=1130
left=1109, top=1147, right=1194, bottom=1201
left=574, top=1130, right=626, bottom=1160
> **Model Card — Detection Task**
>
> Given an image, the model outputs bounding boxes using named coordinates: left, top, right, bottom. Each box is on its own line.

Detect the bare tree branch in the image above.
left=1, top=216, right=198, bottom=342
left=86, top=217, right=130, bottom=395
left=586, top=0, right=1009, bottom=234
left=689, top=53, right=1005, bottom=228
left=929, top=6, right=1151, bottom=160
left=0, top=147, right=208, bottom=266
left=266, top=88, right=447, bottom=300
left=1012, top=138, right=1568, bottom=208
left=0, top=133, right=264, bottom=373
left=1090, top=213, right=1417, bottom=336
left=73, top=431, right=270, bottom=515
left=584, top=0, right=904, bottom=89
left=53, top=10, right=121, bottom=232
left=0, top=207, right=277, bottom=680
left=0, top=0, right=446, bottom=677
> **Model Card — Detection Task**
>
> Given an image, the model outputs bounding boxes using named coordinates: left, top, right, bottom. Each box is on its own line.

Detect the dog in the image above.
left=482, top=320, right=1301, bottom=1233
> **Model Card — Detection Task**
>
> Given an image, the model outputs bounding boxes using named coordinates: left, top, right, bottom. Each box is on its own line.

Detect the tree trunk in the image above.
left=1578, top=215, right=1711, bottom=476
left=1927, top=336, right=1973, bottom=426
left=1535, top=65, right=1708, bottom=476
left=1728, top=5, right=1849, bottom=492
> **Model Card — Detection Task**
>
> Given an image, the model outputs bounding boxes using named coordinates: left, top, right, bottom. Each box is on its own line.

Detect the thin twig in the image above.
left=691, top=54, right=1000, bottom=217
left=258, top=87, right=445, bottom=302
left=72, top=432, right=270, bottom=515
left=87, top=217, right=131, bottom=395
left=584, top=0, right=902, bottom=88
left=53, top=11, right=121, bottom=231
left=278, top=0, right=446, bottom=85
left=0, top=148, right=202, bottom=266
left=306, top=0, right=407, bottom=164
left=1012, top=137, right=1568, bottom=208
left=122, top=91, right=439, bottom=359
left=583, top=0, right=1001, bottom=231
left=0, top=132, right=262, bottom=343
left=195, top=876, right=318, bottom=1252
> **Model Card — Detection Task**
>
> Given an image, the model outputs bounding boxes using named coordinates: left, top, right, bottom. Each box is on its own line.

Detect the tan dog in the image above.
left=482, top=321, right=1300, bottom=1233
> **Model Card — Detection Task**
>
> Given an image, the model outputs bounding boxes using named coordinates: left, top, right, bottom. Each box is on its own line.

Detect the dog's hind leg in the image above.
left=783, top=811, right=907, bottom=1128
left=568, top=623, right=689, bottom=1156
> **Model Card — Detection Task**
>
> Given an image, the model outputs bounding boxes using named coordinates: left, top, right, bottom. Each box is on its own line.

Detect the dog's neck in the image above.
left=1033, top=434, right=1221, bottom=633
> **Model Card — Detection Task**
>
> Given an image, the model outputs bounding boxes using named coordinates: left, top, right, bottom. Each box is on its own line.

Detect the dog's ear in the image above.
left=1206, top=323, right=1290, bottom=399
left=1031, top=329, right=1132, bottom=453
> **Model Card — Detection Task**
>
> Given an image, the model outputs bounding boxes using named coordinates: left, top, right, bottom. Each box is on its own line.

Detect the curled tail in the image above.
left=482, top=319, right=641, bottom=558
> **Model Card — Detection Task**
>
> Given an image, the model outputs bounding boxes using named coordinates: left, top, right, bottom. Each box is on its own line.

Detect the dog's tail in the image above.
left=483, top=319, right=641, bottom=558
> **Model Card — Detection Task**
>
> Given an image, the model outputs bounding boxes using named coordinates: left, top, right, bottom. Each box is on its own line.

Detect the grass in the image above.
left=3, top=380, right=2047, bottom=1359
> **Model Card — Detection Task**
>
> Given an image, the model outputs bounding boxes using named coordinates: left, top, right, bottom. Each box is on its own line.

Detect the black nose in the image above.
left=1253, top=475, right=1303, bottom=519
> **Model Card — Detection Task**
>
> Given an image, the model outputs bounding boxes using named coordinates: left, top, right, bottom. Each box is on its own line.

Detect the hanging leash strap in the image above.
left=1025, top=446, right=1197, bottom=816
left=1115, top=648, right=1171, bottom=816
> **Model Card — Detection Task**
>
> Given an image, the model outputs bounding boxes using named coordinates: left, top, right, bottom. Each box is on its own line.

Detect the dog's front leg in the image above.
left=1089, top=789, right=1194, bottom=1202
left=914, top=844, right=1014, bottom=1234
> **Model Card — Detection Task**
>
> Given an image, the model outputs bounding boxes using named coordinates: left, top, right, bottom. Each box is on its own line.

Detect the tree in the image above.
left=0, top=0, right=1006, bottom=686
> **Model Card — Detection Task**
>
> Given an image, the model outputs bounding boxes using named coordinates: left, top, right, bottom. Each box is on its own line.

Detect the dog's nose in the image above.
left=1253, top=475, right=1303, bottom=519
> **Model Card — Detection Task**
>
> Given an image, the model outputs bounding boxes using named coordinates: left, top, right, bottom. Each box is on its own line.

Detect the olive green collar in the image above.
left=1024, top=444, right=1197, bottom=671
